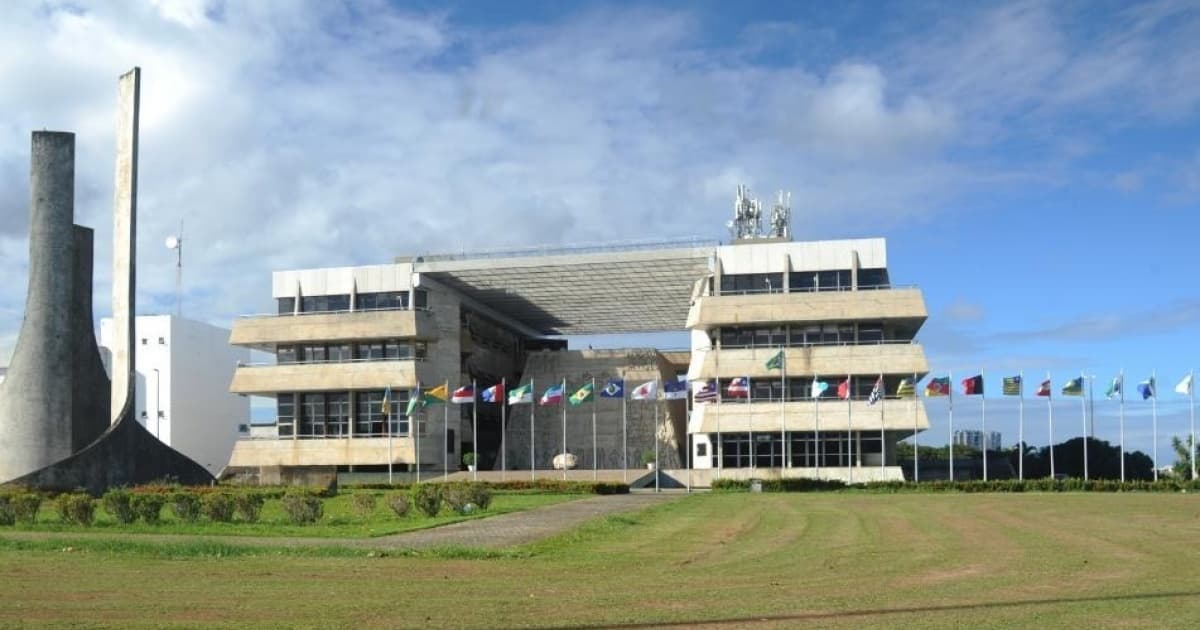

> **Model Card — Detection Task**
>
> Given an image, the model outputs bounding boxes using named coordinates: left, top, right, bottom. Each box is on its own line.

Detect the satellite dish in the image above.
left=165, top=235, right=180, bottom=249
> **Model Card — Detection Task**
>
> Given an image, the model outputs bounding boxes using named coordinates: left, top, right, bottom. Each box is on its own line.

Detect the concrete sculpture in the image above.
left=0, top=68, right=213, bottom=493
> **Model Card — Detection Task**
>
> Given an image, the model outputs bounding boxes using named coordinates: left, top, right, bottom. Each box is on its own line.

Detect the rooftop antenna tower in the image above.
left=165, top=219, right=182, bottom=317
left=769, top=190, right=791, bottom=240
left=729, top=184, right=763, bottom=241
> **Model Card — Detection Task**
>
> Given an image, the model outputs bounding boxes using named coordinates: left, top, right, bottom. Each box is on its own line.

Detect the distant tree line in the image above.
left=896, top=438, right=1156, bottom=480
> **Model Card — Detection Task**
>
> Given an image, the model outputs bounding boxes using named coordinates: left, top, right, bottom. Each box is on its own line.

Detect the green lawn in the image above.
left=2, top=493, right=1199, bottom=628
left=5, top=490, right=582, bottom=538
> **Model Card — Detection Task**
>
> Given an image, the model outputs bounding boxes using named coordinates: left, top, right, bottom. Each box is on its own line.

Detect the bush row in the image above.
left=711, top=478, right=1200, bottom=493
left=345, top=479, right=629, bottom=495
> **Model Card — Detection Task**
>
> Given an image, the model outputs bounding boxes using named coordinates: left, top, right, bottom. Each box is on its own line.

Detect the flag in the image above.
left=405, top=386, right=423, bottom=415
left=810, top=379, right=829, bottom=398
left=423, top=384, right=448, bottom=404
left=568, top=382, right=594, bottom=406
left=451, top=385, right=475, bottom=404
left=1175, top=373, right=1193, bottom=396
left=481, top=382, right=504, bottom=403
left=1105, top=376, right=1121, bottom=399
left=836, top=378, right=850, bottom=400
left=1137, top=378, right=1156, bottom=400
left=896, top=378, right=916, bottom=398
left=1035, top=379, right=1051, bottom=397
left=662, top=378, right=688, bottom=400
left=765, top=350, right=784, bottom=370
left=381, top=385, right=393, bottom=416
left=925, top=377, right=950, bottom=397
left=867, top=376, right=883, bottom=406
left=600, top=379, right=624, bottom=398
left=508, top=383, right=533, bottom=405
left=539, top=382, right=565, bottom=406
left=726, top=377, right=750, bottom=398
left=1062, top=377, right=1084, bottom=396
left=631, top=380, right=658, bottom=400
left=694, top=380, right=719, bottom=403
left=1002, top=376, right=1021, bottom=396
left=961, top=375, right=984, bottom=396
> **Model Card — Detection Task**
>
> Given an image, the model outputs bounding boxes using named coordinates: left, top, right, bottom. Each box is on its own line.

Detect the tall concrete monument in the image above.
left=0, top=68, right=213, bottom=493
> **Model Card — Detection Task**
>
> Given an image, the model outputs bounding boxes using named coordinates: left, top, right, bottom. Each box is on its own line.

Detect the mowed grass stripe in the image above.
left=2, top=493, right=1199, bottom=628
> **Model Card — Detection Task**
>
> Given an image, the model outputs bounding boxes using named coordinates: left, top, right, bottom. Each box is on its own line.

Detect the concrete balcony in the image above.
left=229, top=360, right=427, bottom=395
left=686, top=287, right=927, bottom=329
left=229, top=308, right=436, bottom=350
left=687, top=398, right=929, bottom=434
left=688, top=343, right=928, bottom=380
left=226, top=436, right=439, bottom=468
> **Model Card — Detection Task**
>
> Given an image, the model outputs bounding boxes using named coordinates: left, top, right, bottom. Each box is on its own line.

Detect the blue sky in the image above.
left=1, top=0, right=1197, bottom=458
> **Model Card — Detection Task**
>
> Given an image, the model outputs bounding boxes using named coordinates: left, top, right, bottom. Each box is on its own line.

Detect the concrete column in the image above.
left=110, top=67, right=140, bottom=423
left=0, top=132, right=78, bottom=481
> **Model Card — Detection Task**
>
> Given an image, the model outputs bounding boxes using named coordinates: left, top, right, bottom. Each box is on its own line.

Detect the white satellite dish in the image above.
left=165, top=235, right=180, bottom=249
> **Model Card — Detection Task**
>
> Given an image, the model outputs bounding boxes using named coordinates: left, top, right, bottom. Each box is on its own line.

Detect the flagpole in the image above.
left=847, top=374, right=854, bottom=484
left=911, top=372, right=918, bottom=484
left=948, top=369, right=954, bottom=482
left=1152, top=370, right=1158, bottom=482
left=654, top=377, right=661, bottom=493
left=1080, top=370, right=1088, bottom=481
left=879, top=372, right=885, bottom=479
left=981, top=368, right=987, bottom=481
left=443, top=379, right=450, bottom=481
left=1018, top=371, right=1024, bottom=481
left=780, top=346, right=786, bottom=471
left=715, top=348, right=722, bottom=480
left=814, top=372, right=820, bottom=480
left=1047, top=371, right=1055, bottom=480
left=387, top=389, right=394, bottom=485
left=501, top=377, right=507, bottom=481
left=561, top=377, right=568, bottom=482
left=1118, top=370, right=1125, bottom=483
left=471, top=379, right=478, bottom=482
left=415, top=405, right=421, bottom=484
left=748, top=372, right=754, bottom=471
left=591, top=377, right=598, bottom=482
left=622, top=374, right=629, bottom=483
left=530, top=377, right=536, bottom=482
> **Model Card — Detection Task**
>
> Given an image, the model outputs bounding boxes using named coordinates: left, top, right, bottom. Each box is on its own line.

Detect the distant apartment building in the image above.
left=953, top=429, right=1003, bottom=452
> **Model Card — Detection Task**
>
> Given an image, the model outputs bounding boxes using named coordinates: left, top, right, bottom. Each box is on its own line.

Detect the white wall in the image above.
left=100, top=315, right=249, bottom=475
left=716, top=238, right=887, bottom=274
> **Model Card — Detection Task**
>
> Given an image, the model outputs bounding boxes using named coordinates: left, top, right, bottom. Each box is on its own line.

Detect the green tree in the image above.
left=1169, top=435, right=1197, bottom=479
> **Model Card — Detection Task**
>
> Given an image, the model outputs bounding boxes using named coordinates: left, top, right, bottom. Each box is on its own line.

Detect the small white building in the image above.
left=100, top=315, right=248, bottom=476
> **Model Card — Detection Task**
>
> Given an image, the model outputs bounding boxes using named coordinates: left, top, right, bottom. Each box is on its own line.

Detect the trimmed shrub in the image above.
left=170, top=492, right=202, bottom=523
left=442, top=483, right=473, bottom=514
left=410, top=483, right=442, bottom=517
left=233, top=493, right=266, bottom=523
left=132, top=493, right=166, bottom=524
left=55, top=493, right=96, bottom=526
left=11, top=493, right=42, bottom=525
left=281, top=492, right=323, bottom=525
left=101, top=488, right=138, bottom=524
left=351, top=493, right=377, bottom=519
left=468, top=483, right=493, bottom=510
left=387, top=493, right=410, bottom=517
left=202, top=493, right=236, bottom=523
left=343, top=479, right=630, bottom=495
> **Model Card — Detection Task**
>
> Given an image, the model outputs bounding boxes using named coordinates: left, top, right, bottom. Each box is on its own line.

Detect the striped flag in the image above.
left=693, top=380, right=719, bottom=403
left=896, top=378, right=915, bottom=398
left=451, top=385, right=475, bottom=404
left=867, top=376, right=883, bottom=406
left=924, top=377, right=950, bottom=397
left=1002, top=376, right=1021, bottom=396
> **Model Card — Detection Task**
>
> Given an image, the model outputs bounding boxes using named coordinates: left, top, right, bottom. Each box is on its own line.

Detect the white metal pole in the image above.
left=748, top=372, right=755, bottom=471
left=1081, top=370, right=1088, bottom=481
left=1119, top=370, right=1125, bottom=483
left=1018, top=371, right=1024, bottom=481
left=780, top=346, right=786, bottom=470
left=814, top=372, right=820, bottom=480
left=715, top=348, right=722, bottom=479
left=415, top=404, right=421, bottom=484
left=387, top=395, right=393, bottom=485
left=443, top=380, right=450, bottom=481
left=1190, top=369, right=1196, bottom=481
left=561, top=377, right=568, bottom=482
left=1152, top=370, right=1158, bottom=482
left=981, top=368, right=987, bottom=481
left=501, top=378, right=507, bottom=481
left=1047, top=371, right=1055, bottom=479
left=911, top=373, right=918, bottom=483
left=530, top=377, right=536, bottom=482
left=471, top=379, right=478, bottom=482
left=879, top=373, right=885, bottom=478
left=592, top=377, right=598, bottom=481
left=848, top=374, right=854, bottom=483
left=949, top=369, right=954, bottom=482
left=622, top=376, right=629, bottom=483
left=654, top=377, right=661, bottom=493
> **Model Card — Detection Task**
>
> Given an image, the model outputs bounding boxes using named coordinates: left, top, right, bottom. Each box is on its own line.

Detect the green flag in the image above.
left=405, top=389, right=424, bottom=416
left=765, top=350, right=784, bottom=370
left=568, top=382, right=595, bottom=406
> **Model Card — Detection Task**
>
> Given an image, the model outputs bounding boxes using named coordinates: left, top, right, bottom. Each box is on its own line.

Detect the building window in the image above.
left=697, top=443, right=707, bottom=457
left=299, top=393, right=326, bottom=436
left=858, top=268, right=890, bottom=289
left=276, top=345, right=297, bottom=364
left=357, top=291, right=408, bottom=311
left=277, top=394, right=295, bottom=437
left=720, top=273, right=783, bottom=295
left=447, top=429, right=455, bottom=453
left=327, top=344, right=352, bottom=362
left=413, top=289, right=428, bottom=309
left=299, top=294, right=350, bottom=313
left=858, top=323, right=884, bottom=343
left=277, top=297, right=296, bottom=315
left=327, top=393, right=350, bottom=436
left=301, top=344, right=327, bottom=363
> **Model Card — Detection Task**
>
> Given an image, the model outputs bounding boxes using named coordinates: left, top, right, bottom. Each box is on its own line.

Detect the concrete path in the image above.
left=0, top=492, right=681, bottom=551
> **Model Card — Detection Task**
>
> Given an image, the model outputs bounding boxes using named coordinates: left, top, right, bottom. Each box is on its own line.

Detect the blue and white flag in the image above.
left=1137, top=377, right=1156, bottom=400
left=867, top=376, right=884, bottom=406
left=693, top=380, right=719, bottom=403
left=662, top=378, right=688, bottom=400
left=600, top=378, right=624, bottom=398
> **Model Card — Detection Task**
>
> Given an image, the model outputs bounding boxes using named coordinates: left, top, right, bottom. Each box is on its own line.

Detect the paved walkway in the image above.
left=0, top=492, right=681, bottom=551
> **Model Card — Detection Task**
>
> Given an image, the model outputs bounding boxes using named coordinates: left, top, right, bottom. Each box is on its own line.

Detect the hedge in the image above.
left=344, top=479, right=629, bottom=495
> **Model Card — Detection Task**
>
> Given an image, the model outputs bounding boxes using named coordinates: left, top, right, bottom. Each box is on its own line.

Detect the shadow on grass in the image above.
left=530, top=589, right=1200, bottom=629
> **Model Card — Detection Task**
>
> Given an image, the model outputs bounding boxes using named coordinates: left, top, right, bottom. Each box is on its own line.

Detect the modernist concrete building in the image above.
left=223, top=189, right=929, bottom=484
left=99, top=315, right=249, bottom=475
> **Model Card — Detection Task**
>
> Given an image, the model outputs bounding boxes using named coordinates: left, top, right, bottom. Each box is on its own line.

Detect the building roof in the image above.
left=414, top=240, right=715, bottom=335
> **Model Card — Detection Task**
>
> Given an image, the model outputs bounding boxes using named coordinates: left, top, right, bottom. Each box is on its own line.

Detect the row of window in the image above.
left=276, top=339, right=429, bottom=364
left=712, top=432, right=885, bottom=468
left=277, top=290, right=429, bottom=315
left=277, top=391, right=424, bottom=438
left=718, top=268, right=889, bottom=295
left=717, top=321, right=908, bottom=348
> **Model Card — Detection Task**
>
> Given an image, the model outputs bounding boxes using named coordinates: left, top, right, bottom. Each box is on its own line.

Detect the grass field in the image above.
left=4, top=491, right=582, bottom=538
left=2, top=492, right=1199, bottom=628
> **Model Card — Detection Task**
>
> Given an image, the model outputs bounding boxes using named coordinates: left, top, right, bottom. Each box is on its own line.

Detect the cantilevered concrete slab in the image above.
left=411, top=240, right=715, bottom=335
